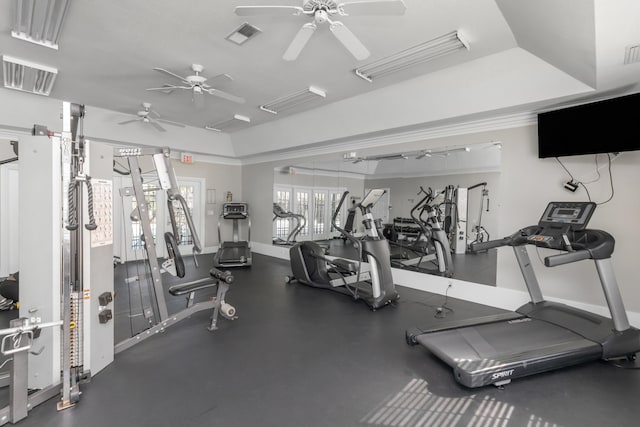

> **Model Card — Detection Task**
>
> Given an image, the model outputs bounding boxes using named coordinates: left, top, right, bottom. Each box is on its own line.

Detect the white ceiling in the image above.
left=1, top=0, right=639, bottom=159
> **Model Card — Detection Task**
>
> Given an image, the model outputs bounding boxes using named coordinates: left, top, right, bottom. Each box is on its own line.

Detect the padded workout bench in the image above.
left=169, top=268, right=237, bottom=331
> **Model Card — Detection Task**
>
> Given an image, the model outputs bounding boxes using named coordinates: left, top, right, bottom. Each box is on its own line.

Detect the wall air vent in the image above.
left=12, top=0, right=71, bottom=50
left=624, top=44, right=640, bottom=65
left=260, top=86, right=326, bottom=115
left=205, top=114, right=251, bottom=132
left=226, top=22, right=262, bottom=45
left=2, top=55, right=58, bottom=96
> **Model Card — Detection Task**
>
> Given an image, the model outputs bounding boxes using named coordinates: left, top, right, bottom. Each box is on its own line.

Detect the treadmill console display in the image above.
left=223, top=203, right=248, bottom=219
left=538, top=201, right=596, bottom=231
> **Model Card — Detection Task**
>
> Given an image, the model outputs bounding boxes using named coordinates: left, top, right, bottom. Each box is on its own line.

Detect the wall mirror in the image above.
left=272, top=142, right=501, bottom=286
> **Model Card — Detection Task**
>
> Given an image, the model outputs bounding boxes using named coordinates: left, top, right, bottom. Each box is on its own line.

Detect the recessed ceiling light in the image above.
left=205, top=114, right=251, bottom=132
left=12, top=0, right=71, bottom=50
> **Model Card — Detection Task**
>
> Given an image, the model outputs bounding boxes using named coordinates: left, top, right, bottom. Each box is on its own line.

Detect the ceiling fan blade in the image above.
left=157, top=118, right=186, bottom=128
left=204, top=88, right=246, bottom=104
left=149, top=121, right=166, bottom=132
left=153, top=67, right=189, bottom=83
left=329, top=21, right=370, bottom=60
left=235, top=5, right=304, bottom=16
left=148, top=108, right=161, bottom=118
left=117, top=119, right=140, bottom=125
left=206, top=73, right=234, bottom=85
left=338, top=0, right=407, bottom=16
left=283, top=23, right=317, bottom=61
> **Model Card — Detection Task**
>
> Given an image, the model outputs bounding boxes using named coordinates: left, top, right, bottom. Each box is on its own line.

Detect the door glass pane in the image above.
left=330, top=191, right=343, bottom=232
left=172, top=184, right=195, bottom=245
left=296, top=191, right=310, bottom=236
left=314, top=192, right=326, bottom=235
left=275, top=190, right=291, bottom=240
left=131, top=184, right=157, bottom=249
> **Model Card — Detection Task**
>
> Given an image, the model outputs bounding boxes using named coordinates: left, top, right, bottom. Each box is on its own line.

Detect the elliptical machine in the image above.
left=390, top=187, right=453, bottom=277
left=286, top=189, right=399, bottom=310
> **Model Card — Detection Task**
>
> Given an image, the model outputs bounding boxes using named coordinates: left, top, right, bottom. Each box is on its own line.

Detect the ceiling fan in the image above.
left=117, top=103, right=186, bottom=132
left=146, top=64, right=245, bottom=104
left=235, top=0, right=407, bottom=61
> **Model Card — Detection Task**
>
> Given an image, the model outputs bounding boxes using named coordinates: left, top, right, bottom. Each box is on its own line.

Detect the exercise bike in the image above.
left=285, top=189, right=399, bottom=310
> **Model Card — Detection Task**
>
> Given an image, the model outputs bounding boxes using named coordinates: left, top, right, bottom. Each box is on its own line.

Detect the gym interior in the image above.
left=1, top=1, right=640, bottom=426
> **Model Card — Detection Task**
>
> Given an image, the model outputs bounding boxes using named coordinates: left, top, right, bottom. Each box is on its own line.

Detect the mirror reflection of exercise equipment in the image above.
left=114, top=147, right=237, bottom=353
left=286, top=189, right=399, bottom=310
left=214, top=202, right=252, bottom=268
left=407, top=201, right=640, bottom=388
left=443, top=182, right=490, bottom=254
left=272, top=203, right=306, bottom=246
left=388, top=187, right=453, bottom=277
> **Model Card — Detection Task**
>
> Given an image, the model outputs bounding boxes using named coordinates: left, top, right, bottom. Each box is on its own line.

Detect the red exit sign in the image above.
left=181, top=153, right=194, bottom=164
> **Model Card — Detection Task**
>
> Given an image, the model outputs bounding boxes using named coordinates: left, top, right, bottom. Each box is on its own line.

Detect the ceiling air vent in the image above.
left=12, top=0, right=71, bottom=49
left=624, top=44, right=640, bottom=65
left=226, top=22, right=262, bottom=45
left=2, top=55, right=58, bottom=96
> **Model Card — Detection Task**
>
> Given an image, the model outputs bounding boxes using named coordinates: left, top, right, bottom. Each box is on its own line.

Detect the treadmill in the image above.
left=406, top=201, right=640, bottom=388
left=214, top=202, right=252, bottom=267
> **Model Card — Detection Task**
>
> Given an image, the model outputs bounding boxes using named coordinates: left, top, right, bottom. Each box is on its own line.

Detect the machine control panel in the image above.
left=223, top=202, right=248, bottom=219
left=538, top=201, right=596, bottom=231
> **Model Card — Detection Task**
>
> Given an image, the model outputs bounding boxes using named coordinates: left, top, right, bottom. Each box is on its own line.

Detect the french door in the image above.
left=116, top=175, right=203, bottom=262
left=274, top=185, right=345, bottom=241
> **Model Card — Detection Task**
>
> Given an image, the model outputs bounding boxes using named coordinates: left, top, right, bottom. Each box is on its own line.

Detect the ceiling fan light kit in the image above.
left=259, top=86, right=326, bottom=114
left=355, top=30, right=470, bottom=82
left=12, top=0, right=71, bottom=50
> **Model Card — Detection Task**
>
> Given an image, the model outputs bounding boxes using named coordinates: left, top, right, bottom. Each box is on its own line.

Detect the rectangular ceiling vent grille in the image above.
left=226, top=22, right=262, bottom=45
left=624, top=44, right=640, bottom=65
left=2, top=55, right=58, bottom=96
left=12, top=0, right=71, bottom=49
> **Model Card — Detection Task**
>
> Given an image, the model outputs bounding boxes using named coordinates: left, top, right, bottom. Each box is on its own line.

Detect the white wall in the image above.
left=244, top=124, right=640, bottom=316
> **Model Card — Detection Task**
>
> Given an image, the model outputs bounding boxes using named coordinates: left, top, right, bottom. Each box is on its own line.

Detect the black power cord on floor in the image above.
left=405, top=282, right=455, bottom=319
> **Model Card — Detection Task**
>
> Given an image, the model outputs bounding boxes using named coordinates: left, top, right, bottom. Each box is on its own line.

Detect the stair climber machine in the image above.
left=406, top=201, right=640, bottom=388
left=214, top=202, right=252, bottom=267
left=286, top=189, right=399, bottom=310
left=389, top=187, right=453, bottom=277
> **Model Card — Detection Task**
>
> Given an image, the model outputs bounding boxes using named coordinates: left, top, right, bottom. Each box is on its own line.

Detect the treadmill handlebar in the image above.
left=544, top=250, right=592, bottom=267
left=210, top=268, right=234, bottom=284
left=469, top=236, right=512, bottom=252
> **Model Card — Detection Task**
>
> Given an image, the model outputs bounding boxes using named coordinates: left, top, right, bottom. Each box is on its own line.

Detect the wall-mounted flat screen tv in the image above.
left=537, top=92, right=640, bottom=158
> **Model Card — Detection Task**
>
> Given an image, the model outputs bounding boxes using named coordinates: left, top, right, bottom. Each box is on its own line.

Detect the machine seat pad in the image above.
left=330, top=258, right=358, bottom=273
left=169, top=278, right=217, bottom=296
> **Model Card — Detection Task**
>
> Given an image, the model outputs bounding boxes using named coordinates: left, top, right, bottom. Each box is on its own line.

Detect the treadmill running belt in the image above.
left=416, top=318, right=601, bottom=388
